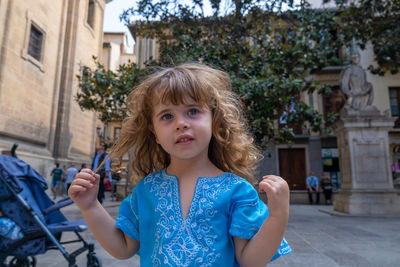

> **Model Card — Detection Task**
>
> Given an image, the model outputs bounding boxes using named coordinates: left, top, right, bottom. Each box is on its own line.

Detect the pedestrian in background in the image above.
left=306, top=171, right=320, bottom=204
left=66, top=164, right=78, bottom=193
left=320, top=172, right=333, bottom=205
left=50, top=163, right=63, bottom=200
left=91, top=143, right=110, bottom=204
left=79, top=163, right=87, bottom=172
left=59, top=165, right=67, bottom=198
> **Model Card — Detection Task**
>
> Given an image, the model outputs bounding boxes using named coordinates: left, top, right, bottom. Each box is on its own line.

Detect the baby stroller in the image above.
left=0, top=154, right=101, bottom=267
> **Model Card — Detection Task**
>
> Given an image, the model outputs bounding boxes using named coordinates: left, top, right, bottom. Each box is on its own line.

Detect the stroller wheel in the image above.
left=87, top=253, right=101, bottom=267
left=9, top=256, right=36, bottom=267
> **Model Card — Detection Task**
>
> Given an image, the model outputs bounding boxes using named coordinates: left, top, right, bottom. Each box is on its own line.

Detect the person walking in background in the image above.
left=306, top=171, right=320, bottom=204
left=59, top=165, right=68, bottom=198
left=320, top=172, right=333, bottom=205
left=79, top=163, right=87, bottom=172
left=66, top=164, right=78, bottom=193
left=91, top=143, right=110, bottom=204
left=50, top=163, right=63, bottom=200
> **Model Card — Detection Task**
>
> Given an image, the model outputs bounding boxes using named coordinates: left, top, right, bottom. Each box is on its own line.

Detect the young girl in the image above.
left=69, top=63, right=292, bottom=266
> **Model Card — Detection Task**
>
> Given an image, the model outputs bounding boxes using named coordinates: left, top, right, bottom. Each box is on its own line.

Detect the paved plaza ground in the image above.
left=17, top=192, right=400, bottom=266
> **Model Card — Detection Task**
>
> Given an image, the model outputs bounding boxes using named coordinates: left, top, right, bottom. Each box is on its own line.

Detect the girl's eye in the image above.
left=188, top=108, right=199, bottom=116
left=161, top=114, right=173, bottom=120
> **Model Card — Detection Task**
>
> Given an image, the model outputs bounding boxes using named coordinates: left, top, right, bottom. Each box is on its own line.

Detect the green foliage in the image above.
left=121, top=0, right=344, bottom=146
left=331, top=0, right=400, bottom=75
left=76, top=0, right=399, bottom=147
left=75, top=57, right=143, bottom=122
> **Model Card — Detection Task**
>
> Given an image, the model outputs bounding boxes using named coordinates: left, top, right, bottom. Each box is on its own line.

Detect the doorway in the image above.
left=278, top=148, right=306, bottom=190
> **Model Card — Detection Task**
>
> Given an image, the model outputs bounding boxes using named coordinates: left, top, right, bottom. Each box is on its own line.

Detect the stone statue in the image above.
left=340, top=52, right=374, bottom=111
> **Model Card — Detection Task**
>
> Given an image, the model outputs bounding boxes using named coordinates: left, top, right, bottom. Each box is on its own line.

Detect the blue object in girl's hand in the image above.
left=0, top=217, right=24, bottom=240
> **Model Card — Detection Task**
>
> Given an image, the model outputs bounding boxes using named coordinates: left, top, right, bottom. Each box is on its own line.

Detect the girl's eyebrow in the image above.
left=185, top=104, right=201, bottom=108
left=155, top=108, right=171, bottom=117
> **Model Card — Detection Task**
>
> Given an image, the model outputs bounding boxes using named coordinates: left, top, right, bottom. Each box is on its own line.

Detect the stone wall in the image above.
left=0, top=0, right=109, bottom=182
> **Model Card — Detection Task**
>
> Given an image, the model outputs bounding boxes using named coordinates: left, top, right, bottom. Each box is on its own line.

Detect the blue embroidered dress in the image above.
left=116, top=170, right=292, bottom=266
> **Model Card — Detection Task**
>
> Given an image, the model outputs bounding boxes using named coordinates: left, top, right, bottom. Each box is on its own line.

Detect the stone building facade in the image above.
left=102, top=31, right=136, bottom=71
left=0, top=0, right=110, bottom=179
left=100, top=31, right=135, bottom=170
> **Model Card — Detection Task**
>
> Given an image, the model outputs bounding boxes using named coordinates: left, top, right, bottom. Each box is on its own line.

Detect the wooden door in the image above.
left=279, top=148, right=306, bottom=190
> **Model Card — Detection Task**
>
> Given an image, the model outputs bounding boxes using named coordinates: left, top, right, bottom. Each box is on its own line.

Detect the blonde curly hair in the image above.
left=107, top=63, right=262, bottom=183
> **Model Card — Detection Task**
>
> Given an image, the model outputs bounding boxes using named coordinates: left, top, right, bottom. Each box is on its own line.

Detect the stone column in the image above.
left=332, top=107, right=400, bottom=215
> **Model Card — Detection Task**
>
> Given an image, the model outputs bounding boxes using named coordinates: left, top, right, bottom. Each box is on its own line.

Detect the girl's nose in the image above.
left=175, top=117, right=189, bottom=131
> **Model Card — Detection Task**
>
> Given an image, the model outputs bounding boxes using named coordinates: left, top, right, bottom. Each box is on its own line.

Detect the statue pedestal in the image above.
left=332, top=108, right=400, bottom=215
left=334, top=189, right=400, bottom=215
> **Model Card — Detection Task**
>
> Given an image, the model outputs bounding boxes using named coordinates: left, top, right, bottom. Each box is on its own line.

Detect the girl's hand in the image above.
left=68, top=168, right=99, bottom=211
left=258, top=175, right=290, bottom=219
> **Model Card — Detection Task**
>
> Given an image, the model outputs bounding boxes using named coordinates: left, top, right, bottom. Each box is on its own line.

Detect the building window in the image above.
left=81, top=66, right=90, bottom=82
left=279, top=93, right=303, bottom=135
left=389, top=87, right=400, bottom=116
left=144, top=38, right=148, bottom=62
left=389, top=87, right=400, bottom=128
left=308, top=93, right=314, bottom=109
left=114, top=127, right=121, bottom=140
left=21, top=13, right=46, bottom=71
left=323, top=86, right=345, bottom=126
left=138, top=39, right=143, bottom=66
left=87, top=0, right=95, bottom=28
left=149, top=39, right=153, bottom=58
left=28, top=24, right=43, bottom=62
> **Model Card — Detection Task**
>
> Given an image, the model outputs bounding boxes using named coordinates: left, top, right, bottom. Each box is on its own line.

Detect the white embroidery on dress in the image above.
left=165, top=222, right=201, bottom=266
left=128, top=194, right=139, bottom=221
left=144, top=171, right=242, bottom=267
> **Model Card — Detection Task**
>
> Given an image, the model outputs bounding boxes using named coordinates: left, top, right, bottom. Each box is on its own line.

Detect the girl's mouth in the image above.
left=176, top=135, right=194, bottom=144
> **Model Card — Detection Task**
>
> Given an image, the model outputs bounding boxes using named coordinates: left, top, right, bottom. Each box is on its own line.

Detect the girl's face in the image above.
left=151, top=96, right=213, bottom=164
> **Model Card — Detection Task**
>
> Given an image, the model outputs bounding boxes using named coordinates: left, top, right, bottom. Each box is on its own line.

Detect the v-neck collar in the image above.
left=162, top=169, right=201, bottom=222
left=161, top=169, right=228, bottom=222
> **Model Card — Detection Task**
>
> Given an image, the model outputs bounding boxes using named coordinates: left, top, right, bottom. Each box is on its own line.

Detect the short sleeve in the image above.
left=229, top=180, right=292, bottom=261
left=115, top=190, right=140, bottom=241
left=229, top=180, right=268, bottom=239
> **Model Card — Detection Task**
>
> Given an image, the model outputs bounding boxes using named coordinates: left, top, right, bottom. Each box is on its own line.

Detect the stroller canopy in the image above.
left=0, top=155, right=48, bottom=191
left=0, top=154, right=65, bottom=225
